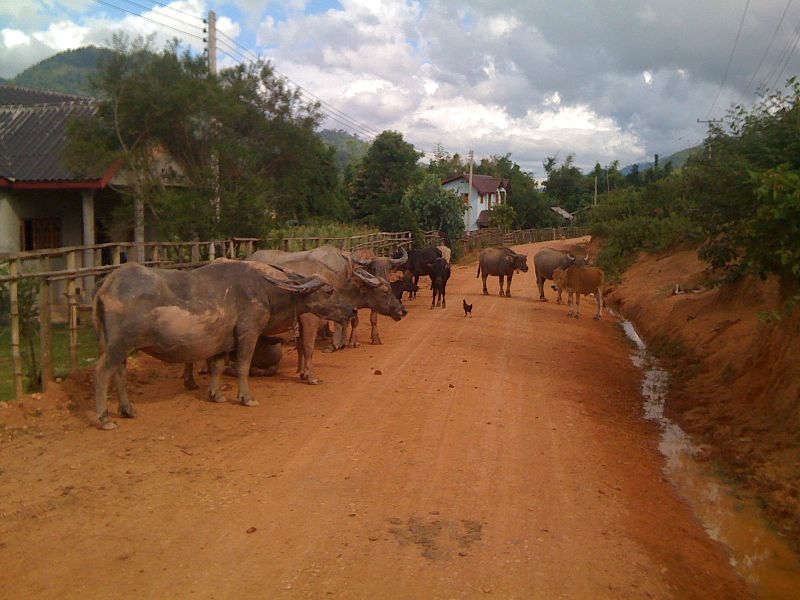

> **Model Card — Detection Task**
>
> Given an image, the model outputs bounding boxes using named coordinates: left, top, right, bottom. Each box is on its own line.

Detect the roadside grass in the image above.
left=0, top=324, right=99, bottom=402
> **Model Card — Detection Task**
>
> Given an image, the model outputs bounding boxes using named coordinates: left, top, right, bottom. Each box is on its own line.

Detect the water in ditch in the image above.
left=620, top=319, right=800, bottom=599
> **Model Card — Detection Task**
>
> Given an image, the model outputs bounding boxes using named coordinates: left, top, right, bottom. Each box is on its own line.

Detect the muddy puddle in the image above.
left=620, top=319, right=800, bottom=599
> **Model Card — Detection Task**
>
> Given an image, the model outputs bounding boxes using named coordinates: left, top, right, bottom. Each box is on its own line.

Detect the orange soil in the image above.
left=0, top=238, right=752, bottom=599
left=607, top=246, right=800, bottom=549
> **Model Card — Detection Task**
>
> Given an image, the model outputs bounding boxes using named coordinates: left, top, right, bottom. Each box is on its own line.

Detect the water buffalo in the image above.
left=350, top=247, right=408, bottom=344
left=249, top=245, right=407, bottom=383
left=393, top=246, right=442, bottom=299
left=533, top=247, right=584, bottom=303
left=390, top=272, right=419, bottom=300
left=437, top=245, right=452, bottom=264
left=476, top=247, right=529, bottom=297
left=552, top=265, right=604, bottom=319
left=92, top=260, right=356, bottom=429
left=429, top=256, right=451, bottom=309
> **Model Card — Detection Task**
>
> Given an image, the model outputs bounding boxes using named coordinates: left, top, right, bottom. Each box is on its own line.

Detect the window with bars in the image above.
left=21, top=218, right=62, bottom=251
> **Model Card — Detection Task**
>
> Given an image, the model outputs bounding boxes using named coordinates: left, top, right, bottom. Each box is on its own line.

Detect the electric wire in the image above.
left=91, top=0, right=205, bottom=41
left=771, top=19, right=800, bottom=87
left=217, top=30, right=382, bottom=138
left=707, top=0, right=751, bottom=119
left=762, top=16, right=800, bottom=88
left=113, top=0, right=205, bottom=31
left=739, top=0, right=794, bottom=103
left=142, top=0, right=205, bottom=23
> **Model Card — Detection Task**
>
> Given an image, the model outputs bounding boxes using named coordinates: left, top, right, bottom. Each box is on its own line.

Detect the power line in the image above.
left=216, top=30, right=382, bottom=138
left=707, top=0, right=751, bottom=119
left=142, top=0, right=205, bottom=23
left=91, top=0, right=205, bottom=41
left=763, top=16, right=800, bottom=88
left=772, top=19, right=800, bottom=87
left=114, top=0, right=204, bottom=31
left=739, top=0, right=794, bottom=103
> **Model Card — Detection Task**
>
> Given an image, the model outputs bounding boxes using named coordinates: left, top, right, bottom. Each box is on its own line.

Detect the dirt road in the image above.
left=0, top=239, right=749, bottom=599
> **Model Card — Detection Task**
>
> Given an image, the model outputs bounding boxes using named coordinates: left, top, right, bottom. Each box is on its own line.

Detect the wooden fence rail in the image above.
left=1, top=226, right=587, bottom=402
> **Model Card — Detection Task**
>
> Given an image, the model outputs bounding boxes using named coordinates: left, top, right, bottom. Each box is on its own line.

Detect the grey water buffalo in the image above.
left=393, top=246, right=442, bottom=298
left=249, top=245, right=407, bottom=383
left=476, top=247, right=529, bottom=296
left=533, top=247, right=586, bottom=303
left=437, top=245, right=452, bottom=264
left=92, top=260, right=356, bottom=429
left=552, top=265, right=605, bottom=319
left=429, top=256, right=451, bottom=309
left=350, top=247, right=408, bottom=343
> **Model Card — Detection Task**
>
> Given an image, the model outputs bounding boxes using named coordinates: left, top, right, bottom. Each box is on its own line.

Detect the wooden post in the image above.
left=9, top=261, right=24, bottom=402
left=191, top=243, right=200, bottom=264
left=113, top=245, right=121, bottom=265
left=66, top=252, right=79, bottom=374
left=209, top=242, right=216, bottom=261
left=301, top=238, right=308, bottom=251
left=246, top=240, right=254, bottom=257
left=39, top=278, right=53, bottom=391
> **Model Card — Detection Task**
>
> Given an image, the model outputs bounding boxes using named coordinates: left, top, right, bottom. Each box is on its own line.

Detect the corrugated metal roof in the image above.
left=0, top=85, right=100, bottom=183
left=0, top=84, right=94, bottom=106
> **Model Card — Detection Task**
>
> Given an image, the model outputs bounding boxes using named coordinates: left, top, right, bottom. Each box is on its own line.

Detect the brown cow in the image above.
left=552, top=266, right=604, bottom=320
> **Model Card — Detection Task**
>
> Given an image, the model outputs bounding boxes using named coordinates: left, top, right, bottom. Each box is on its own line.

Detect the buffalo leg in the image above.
left=441, top=282, right=447, bottom=309
left=182, top=362, right=199, bottom=389
left=498, top=275, right=505, bottom=296
left=347, top=314, right=360, bottom=347
left=574, top=292, right=581, bottom=318
left=537, top=275, right=547, bottom=301
left=234, top=331, right=260, bottom=407
left=94, top=340, right=130, bottom=430
left=594, top=289, right=603, bottom=320
left=505, top=273, right=513, bottom=297
left=207, top=354, right=228, bottom=403
left=299, top=314, right=322, bottom=384
left=481, top=273, right=489, bottom=295
left=557, top=287, right=564, bottom=304
left=114, top=364, right=135, bottom=418
left=370, top=310, right=382, bottom=344
left=412, top=274, right=420, bottom=299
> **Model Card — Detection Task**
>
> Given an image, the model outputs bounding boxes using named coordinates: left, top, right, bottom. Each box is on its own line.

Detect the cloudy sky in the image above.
left=3, top=1, right=800, bottom=174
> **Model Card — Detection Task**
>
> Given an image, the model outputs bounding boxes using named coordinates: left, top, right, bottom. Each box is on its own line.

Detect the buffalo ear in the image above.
left=505, top=255, right=514, bottom=263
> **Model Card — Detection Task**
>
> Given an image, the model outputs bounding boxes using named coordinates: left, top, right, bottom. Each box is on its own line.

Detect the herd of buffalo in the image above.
left=91, top=243, right=603, bottom=429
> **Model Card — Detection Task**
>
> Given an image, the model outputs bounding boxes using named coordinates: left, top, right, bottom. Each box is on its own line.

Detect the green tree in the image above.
left=65, top=35, right=341, bottom=243
left=488, top=203, right=516, bottom=232
left=349, top=130, right=422, bottom=228
left=403, top=173, right=466, bottom=254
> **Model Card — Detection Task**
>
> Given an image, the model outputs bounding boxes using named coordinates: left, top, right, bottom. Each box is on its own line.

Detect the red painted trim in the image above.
left=0, top=160, right=122, bottom=190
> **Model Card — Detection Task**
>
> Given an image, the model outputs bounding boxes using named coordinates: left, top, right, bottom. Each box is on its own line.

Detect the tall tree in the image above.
left=349, top=130, right=422, bottom=229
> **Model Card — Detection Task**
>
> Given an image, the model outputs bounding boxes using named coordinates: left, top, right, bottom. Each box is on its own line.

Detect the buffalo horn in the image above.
left=567, top=253, right=575, bottom=261
left=267, top=263, right=306, bottom=281
left=350, top=253, right=373, bottom=267
left=388, top=247, right=408, bottom=267
left=263, top=274, right=325, bottom=293
left=353, top=268, right=381, bottom=288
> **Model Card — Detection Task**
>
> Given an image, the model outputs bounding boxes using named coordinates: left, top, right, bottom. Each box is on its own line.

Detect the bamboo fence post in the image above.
left=39, top=277, right=53, bottom=390
left=113, top=245, right=121, bottom=265
left=191, top=243, right=200, bottom=264
left=66, top=251, right=79, bottom=374
left=9, top=261, right=24, bottom=402
left=209, top=242, right=216, bottom=261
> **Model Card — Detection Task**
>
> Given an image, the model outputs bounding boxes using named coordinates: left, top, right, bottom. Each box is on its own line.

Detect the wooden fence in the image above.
left=459, top=226, right=591, bottom=254
left=0, top=226, right=588, bottom=402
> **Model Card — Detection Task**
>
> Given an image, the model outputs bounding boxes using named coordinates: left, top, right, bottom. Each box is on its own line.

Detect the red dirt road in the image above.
left=0, top=239, right=749, bottom=599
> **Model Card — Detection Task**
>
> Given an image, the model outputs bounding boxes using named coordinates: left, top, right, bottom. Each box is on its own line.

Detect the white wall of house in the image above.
left=442, top=177, right=503, bottom=231
left=0, top=190, right=84, bottom=257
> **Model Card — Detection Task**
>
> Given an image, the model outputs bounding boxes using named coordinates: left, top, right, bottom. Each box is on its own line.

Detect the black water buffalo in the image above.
left=390, top=271, right=419, bottom=300
left=92, top=260, right=356, bottom=429
left=429, top=256, right=451, bottom=309
left=393, top=246, right=442, bottom=299
left=534, top=247, right=584, bottom=303
left=476, top=247, right=529, bottom=296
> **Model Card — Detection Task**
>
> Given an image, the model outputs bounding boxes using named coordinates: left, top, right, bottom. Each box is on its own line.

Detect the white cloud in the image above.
left=32, top=21, right=89, bottom=51
left=643, top=70, right=653, bottom=85
left=2, top=29, right=31, bottom=48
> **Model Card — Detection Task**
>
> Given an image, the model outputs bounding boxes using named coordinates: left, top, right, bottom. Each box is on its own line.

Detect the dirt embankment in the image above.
left=607, top=247, right=800, bottom=548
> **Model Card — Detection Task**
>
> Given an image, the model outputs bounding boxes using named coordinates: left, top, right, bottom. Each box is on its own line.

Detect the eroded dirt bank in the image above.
left=607, top=247, right=800, bottom=550
left=1, top=238, right=749, bottom=599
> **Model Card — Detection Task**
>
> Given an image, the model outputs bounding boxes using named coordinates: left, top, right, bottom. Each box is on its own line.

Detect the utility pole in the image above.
left=593, top=175, right=598, bottom=206
left=205, top=11, right=217, bottom=74
left=697, top=118, right=722, bottom=160
left=204, top=11, right=220, bottom=221
left=467, top=150, right=474, bottom=231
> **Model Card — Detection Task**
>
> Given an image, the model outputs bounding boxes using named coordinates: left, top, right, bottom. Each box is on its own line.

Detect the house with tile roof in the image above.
left=441, top=173, right=510, bottom=232
left=0, top=85, right=124, bottom=258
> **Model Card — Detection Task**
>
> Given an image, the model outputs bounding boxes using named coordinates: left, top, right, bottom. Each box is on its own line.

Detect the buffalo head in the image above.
left=506, top=253, right=529, bottom=272
left=351, top=268, right=407, bottom=321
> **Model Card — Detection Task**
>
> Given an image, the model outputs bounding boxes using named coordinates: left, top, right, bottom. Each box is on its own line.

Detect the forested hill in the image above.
left=318, top=129, right=369, bottom=171
left=10, top=46, right=114, bottom=97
